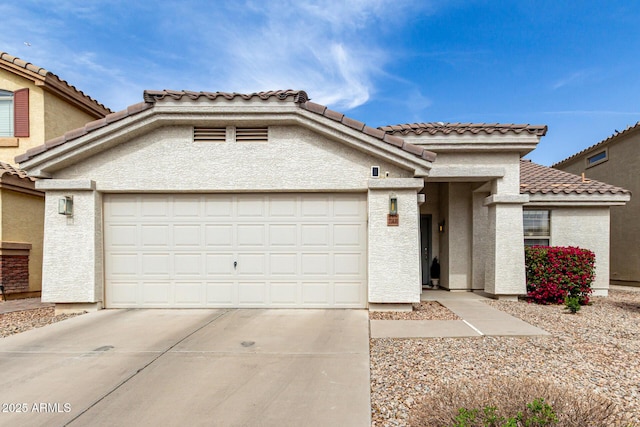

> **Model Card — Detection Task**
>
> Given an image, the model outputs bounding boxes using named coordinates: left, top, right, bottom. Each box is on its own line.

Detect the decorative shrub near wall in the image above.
left=524, top=246, right=595, bottom=305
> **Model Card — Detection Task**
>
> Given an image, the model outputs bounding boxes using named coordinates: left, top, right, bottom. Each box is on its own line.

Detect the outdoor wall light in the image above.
left=58, top=196, right=73, bottom=216
left=389, top=195, right=398, bottom=215
left=439, top=220, right=446, bottom=233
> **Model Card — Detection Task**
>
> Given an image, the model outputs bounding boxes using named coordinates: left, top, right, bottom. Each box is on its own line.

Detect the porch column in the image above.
left=37, top=180, right=103, bottom=313
left=483, top=194, right=529, bottom=298
left=367, top=178, right=423, bottom=310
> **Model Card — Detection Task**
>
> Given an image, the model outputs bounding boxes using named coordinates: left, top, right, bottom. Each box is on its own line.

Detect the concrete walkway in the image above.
left=370, top=290, right=550, bottom=339
left=0, top=297, right=52, bottom=314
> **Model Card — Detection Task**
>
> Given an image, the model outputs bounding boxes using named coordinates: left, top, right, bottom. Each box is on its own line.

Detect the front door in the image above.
left=420, top=215, right=432, bottom=286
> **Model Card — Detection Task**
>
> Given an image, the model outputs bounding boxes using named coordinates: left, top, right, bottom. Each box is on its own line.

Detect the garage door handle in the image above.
left=233, top=261, right=237, bottom=269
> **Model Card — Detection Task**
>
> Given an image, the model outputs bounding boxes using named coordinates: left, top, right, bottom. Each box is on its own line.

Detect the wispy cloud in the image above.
left=541, top=110, right=640, bottom=116
left=2, top=1, right=432, bottom=111
left=551, top=70, right=594, bottom=90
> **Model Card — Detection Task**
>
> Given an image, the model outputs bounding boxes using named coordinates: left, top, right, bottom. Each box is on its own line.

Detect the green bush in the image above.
left=524, top=246, right=595, bottom=305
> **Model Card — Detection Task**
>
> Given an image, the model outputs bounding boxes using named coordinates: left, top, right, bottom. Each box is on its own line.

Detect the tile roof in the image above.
left=520, top=160, right=630, bottom=195
left=0, top=162, right=35, bottom=181
left=16, top=90, right=437, bottom=164
left=380, top=122, right=548, bottom=136
left=0, top=52, right=112, bottom=117
left=552, top=121, right=640, bottom=167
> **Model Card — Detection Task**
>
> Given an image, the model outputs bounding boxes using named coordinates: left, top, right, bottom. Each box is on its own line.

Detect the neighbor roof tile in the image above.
left=380, top=122, right=548, bottom=136
left=520, top=160, right=630, bottom=195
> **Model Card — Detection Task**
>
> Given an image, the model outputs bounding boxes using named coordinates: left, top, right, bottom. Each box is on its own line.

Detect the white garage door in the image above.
left=104, top=194, right=367, bottom=308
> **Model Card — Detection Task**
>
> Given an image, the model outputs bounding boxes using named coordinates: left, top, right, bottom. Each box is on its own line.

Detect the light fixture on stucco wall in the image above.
left=58, top=196, right=73, bottom=216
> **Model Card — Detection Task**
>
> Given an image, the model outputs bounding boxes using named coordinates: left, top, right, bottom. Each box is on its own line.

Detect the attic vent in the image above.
left=236, top=127, right=268, bottom=142
left=194, top=127, right=226, bottom=142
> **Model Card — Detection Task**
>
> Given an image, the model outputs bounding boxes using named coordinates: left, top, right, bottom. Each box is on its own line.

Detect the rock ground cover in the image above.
left=0, top=307, right=82, bottom=338
left=370, top=289, right=640, bottom=426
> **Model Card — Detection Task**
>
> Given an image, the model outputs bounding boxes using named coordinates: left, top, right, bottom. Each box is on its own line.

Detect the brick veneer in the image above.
left=0, top=242, right=31, bottom=298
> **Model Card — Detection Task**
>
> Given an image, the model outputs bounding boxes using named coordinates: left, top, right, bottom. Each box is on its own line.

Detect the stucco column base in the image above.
left=369, top=303, right=413, bottom=312
left=55, top=302, right=102, bottom=315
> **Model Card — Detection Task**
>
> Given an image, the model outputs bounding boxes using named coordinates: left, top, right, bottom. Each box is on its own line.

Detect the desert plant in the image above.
left=524, top=246, right=595, bottom=305
left=409, top=377, right=622, bottom=427
left=564, top=296, right=581, bottom=314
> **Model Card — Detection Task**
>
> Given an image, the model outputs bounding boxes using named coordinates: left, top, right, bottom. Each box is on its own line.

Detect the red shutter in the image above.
left=14, top=88, right=29, bottom=137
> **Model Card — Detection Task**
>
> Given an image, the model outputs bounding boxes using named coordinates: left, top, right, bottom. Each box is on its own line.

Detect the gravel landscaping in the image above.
left=0, top=307, right=82, bottom=338
left=370, top=301, right=461, bottom=321
left=370, top=288, right=640, bottom=426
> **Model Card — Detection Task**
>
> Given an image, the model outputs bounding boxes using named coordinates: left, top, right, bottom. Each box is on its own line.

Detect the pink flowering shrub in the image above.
left=524, top=246, right=595, bottom=305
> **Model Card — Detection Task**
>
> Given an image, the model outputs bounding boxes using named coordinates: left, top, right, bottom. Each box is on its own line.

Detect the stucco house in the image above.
left=0, top=52, right=111, bottom=299
left=16, top=90, right=630, bottom=312
left=553, top=123, right=639, bottom=286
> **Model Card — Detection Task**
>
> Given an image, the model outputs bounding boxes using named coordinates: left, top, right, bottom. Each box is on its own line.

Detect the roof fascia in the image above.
left=526, top=193, right=630, bottom=206
left=20, top=107, right=432, bottom=178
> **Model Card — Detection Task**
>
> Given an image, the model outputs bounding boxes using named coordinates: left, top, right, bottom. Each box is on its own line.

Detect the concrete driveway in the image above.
left=0, top=309, right=370, bottom=427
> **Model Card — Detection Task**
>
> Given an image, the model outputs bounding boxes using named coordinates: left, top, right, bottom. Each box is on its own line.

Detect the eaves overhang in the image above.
left=18, top=96, right=435, bottom=179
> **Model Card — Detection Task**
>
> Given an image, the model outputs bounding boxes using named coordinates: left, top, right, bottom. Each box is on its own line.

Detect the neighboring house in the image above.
left=16, top=90, right=630, bottom=312
left=553, top=123, right=640, bottom=286
left=0, top=52, right=111, bottom=299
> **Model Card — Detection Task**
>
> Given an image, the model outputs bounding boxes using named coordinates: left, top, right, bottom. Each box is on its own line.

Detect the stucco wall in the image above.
left=441, top=183, right=473, bottom=290
left=368, top=179, right=423, bottom=303
left=550, top=207, right=610, bottom=295
left=56, top=125, right=412, bottom=191
left=557, top=136, right=639, bottom=284
left=41, top=189, right=103, bottom=303
left=43, top=91, right=98, bottom=142
left=1, top=189, right=44, bottom=292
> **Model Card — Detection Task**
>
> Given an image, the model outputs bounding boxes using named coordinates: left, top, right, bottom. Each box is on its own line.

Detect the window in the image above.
left=586, top=150, right=607, bottom=167
left=0, top=88, right=29, bottom=138
left=523, top=210, right=550, bottom=246
left=0, top=90, right=13, bottom=137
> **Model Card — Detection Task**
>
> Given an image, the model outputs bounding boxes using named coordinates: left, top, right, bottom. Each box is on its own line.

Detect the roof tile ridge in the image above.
left=300, top=101, right=436, bottom=162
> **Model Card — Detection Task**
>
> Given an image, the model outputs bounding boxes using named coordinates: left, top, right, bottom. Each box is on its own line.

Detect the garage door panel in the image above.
left=238, top=282, right=267, bottom=305
left=141, top=196, right=170, bottom=217
left=174, top=282, right=203, bottom=305
left=108, top=282, right=138, bottom=305
left=268, top=197, right=297, bottom=217
left=333, top=224, right=362, bottom=247
left=174, top=254, right=203, bottom=276
left=141, top=254, right=171, bottom=276
left=334, top=282, right=363, bottom=305
left=302, top=282, right=331, bottom=305
left=237, top=197, right=264, bottom=217
left=174, top=225, right=202, bottom=247
left=236, top=253, right=265, bottom=275
left=334, top=253, right=362, bottom=275
left=141, top=283, right=171, bottom=305
left=141, top=225, right=170, bottom=247
left=105, top=194, right=366, bottom=308
left=205, top=254, right=234, bottom=275
left=206, top=282, right=235, bottom=305
left=269, top=253, right=297, bottom=275
left=237, top=224, right=265, bottom=247
left=270, top=282, right=298, bottom=304
left=108, top=253, right=138, bottom=276
left=301, top=224, right=330, bottom=246
left=205, top=197, right=233, bottom=217
left=301, top=253, right=330, bottom=275
left=106, top=225, right=137, bottom=247
left=205, top=225, right=233, bottom=247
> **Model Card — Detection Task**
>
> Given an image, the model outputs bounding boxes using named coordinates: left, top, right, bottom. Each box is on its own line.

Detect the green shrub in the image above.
left=524, top=246, right=595, bottom=305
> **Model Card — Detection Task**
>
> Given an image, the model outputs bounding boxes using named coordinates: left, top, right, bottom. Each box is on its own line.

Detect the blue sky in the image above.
left=2, top=0, right=639, bottom=165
